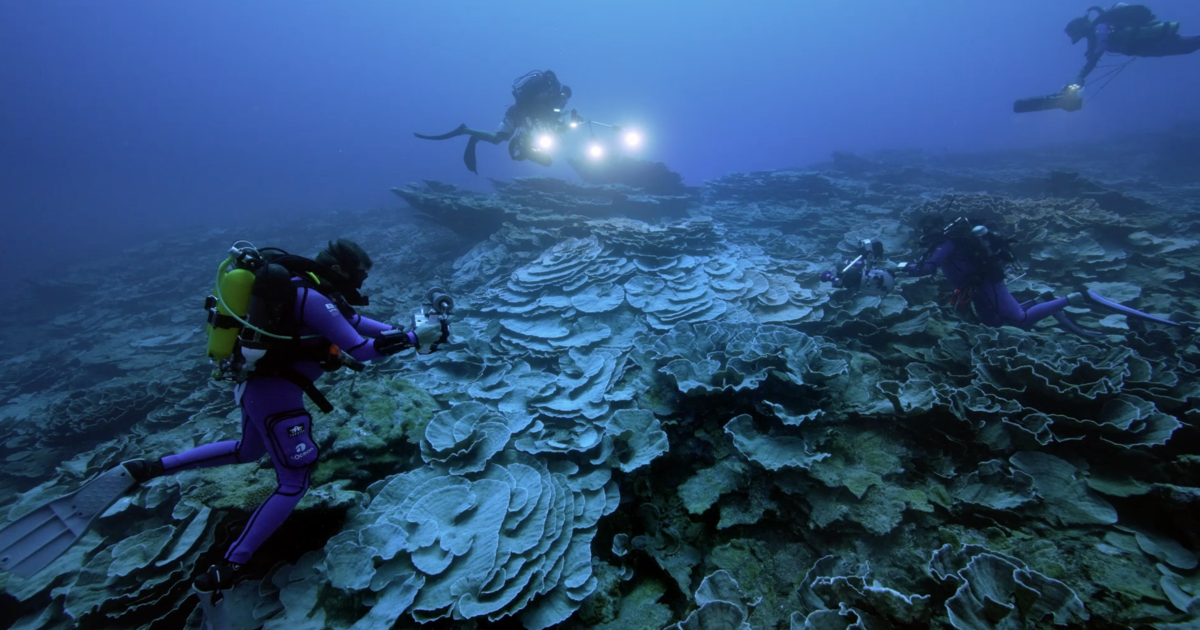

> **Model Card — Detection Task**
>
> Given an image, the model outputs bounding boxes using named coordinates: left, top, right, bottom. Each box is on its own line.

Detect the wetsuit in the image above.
left=1077, top=21, right=1200, bottom=82
left=159, top=282, right=401, bottom=565
left=907, top=239, right=1071, bottom=328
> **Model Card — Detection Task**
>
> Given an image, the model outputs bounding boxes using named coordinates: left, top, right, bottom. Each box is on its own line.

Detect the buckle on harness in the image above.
left=949, top=289, right=973, bottom=310
left=205, top=295, right=241, bottom=329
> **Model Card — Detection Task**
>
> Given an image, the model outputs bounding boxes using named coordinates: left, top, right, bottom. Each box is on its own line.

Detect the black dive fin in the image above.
left=464, top=136, right=480, bottom=174
left=414, top=123, right=470, bottom=141
left=0, top=464, right=137, bottom=578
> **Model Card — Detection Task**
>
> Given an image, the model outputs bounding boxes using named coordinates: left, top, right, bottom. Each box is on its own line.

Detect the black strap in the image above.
left=204, top=296, right=243, bottom=329
left=207, top=308, right=241, bottom=329
left=275, top=367, right=334, bottom=414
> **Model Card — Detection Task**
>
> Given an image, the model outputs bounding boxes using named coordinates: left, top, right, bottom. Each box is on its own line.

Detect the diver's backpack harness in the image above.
left=1089, top=4, right=1156, bottom=29
left=909, top=218, right=1022, bottom=316
left=204, top=243, right=366, bottom=414
left=1090, top=4, right=1177, bottom=42
left=511, top=70, right=560, bottom=105
left=934, top=218, right=1019, bottom=285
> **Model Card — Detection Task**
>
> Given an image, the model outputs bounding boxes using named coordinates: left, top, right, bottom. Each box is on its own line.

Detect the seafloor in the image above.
left=1, top=128, right=1198, bottom=630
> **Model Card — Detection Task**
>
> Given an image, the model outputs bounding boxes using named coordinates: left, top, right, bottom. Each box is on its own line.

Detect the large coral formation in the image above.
left=3, top=131, right=1199, bottom=630
left=566, top=156, right=696, bottom=197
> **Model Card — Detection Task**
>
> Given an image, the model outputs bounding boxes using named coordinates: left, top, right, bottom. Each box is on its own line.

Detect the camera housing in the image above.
left=822, top=239, right=895, bottom=296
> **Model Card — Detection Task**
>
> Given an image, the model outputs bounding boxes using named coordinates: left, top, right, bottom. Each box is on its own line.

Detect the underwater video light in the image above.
left=536, top=134, right=555, bottom=150
left=623, top=130, right=642, bottom=148
left=588, top=143, right=605, bottom=159
left=569, top=121, right=579, bottom=129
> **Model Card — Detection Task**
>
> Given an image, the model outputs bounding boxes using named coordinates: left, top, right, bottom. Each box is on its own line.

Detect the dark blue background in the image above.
left=3, top=1, right=1198, bottom=271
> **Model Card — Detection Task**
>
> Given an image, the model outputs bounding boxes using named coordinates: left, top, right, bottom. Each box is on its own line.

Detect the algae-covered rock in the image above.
left=807, top=429, right=904, bottom=499
left=335, top=376, right=439, bottom=448
left=571, top=567, right=674, bottom=630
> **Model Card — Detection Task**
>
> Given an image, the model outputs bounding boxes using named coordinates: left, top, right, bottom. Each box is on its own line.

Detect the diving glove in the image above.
left=375, top=330, right=418, bottom=356
left=374, top=318, right=450, bottom=356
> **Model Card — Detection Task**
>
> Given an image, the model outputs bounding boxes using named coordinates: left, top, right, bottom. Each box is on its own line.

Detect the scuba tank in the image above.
left=201, top=242, right=368, bottom=413
left=203, top=243, right=323, bottom=380
left=205, top=243, right=263, bottom=362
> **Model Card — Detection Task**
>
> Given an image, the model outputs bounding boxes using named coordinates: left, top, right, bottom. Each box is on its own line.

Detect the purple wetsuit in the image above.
left=1078, top=22, right=1200, bottom=81
left=909, top=240, right=1071, bottom=329
left=162, top=283, right=395, bottom=565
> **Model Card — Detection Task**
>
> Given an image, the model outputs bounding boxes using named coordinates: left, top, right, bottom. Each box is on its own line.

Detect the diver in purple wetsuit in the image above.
left=1065, top=4, right=1200, bottom=87
left=122, top=239, right=453, bottom=593
left=898, top=219, right=1073, bottom=329
left=899, top=216, right=1196, bottom=335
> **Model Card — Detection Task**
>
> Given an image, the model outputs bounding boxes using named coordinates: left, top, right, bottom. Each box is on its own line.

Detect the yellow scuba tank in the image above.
left=204, top=243, right=329, bottom=381
left=205, top=245, right=261, bottom=362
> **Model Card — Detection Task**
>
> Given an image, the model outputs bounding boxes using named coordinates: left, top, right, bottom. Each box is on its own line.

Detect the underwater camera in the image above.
left=820, top=239, right=895, bottom=296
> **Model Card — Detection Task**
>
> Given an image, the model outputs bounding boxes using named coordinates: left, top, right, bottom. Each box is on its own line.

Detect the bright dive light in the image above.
left=588, top=143, right=605, bottom=159
left=623, top=131, right=642, bottom=148
left=536, top=134, right=555, bottom=150
left=569, top=121, right=579, bottom=129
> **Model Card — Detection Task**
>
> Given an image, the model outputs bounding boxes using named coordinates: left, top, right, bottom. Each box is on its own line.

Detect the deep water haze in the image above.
left=3, top=0, right=1200, bottom=275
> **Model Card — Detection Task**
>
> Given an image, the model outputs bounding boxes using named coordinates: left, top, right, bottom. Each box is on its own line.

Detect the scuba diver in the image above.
left=414, top=70, right=578, bottom=174
left=0, top=240, right=454, bottom=600
left=898, top=215, right=1195, bottom=335
left=1065, top=3, right=1200, bottom=87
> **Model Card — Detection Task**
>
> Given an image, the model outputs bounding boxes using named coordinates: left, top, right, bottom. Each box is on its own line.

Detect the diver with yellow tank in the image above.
left=0, top=238, right=453, bottom=612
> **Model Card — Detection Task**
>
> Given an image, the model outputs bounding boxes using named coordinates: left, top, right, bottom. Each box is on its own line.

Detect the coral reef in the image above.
left=566, top=156, right=696, bottom=197
left=2, top=131, right=1199, bottom=630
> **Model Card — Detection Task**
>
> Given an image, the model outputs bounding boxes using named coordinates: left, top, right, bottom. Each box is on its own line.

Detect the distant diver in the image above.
left=1016, top=3, right=1200, bottom=113
left=0, top=240, right=454, bottom=602
left=414, top=70, right=579, bottom=174
left=897, top=215, right=1196, bottom=335
left=1066, top=3, right=1200, bottom=86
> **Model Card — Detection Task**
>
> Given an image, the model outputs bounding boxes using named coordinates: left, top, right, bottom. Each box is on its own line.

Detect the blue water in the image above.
left=2, top=0, right=1199, bottom=272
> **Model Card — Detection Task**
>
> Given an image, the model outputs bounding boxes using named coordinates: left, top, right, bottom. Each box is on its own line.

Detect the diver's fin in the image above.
left=1080, top=290, right=1192, bottom=328
left=464, top=136, right=480, bottom=174
left=194, top=586, right=232, bottom=630
left=0, top=463, right=137, bottom=578
left=414, top=123, right=470, bottom=141
left=1053, top=311, right=1105, bottom=338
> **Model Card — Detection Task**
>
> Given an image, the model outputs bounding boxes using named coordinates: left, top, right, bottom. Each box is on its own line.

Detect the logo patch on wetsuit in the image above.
left=288, top=424, right=305, bottom=438
left=325, top=303, right=339, bottom=315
